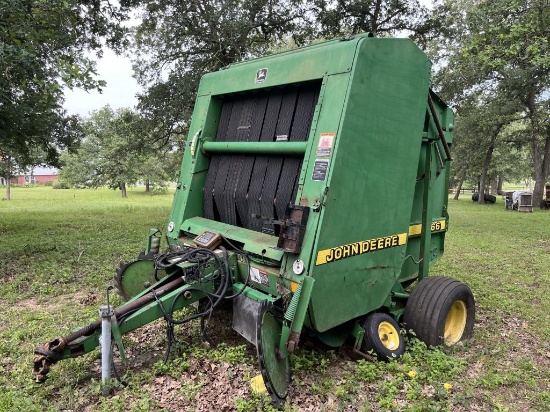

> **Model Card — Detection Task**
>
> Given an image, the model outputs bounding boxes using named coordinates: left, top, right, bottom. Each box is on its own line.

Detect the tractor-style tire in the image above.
left=404, top=276, right=475, bottom=347
left=362, top=313, right=405, bottom=360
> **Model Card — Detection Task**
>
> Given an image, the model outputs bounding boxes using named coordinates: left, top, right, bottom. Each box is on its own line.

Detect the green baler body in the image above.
left=165, top=35, right=453, bottom=339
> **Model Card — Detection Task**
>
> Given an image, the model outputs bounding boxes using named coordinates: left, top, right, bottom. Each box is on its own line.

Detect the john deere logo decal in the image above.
left=315, top=233, right=407, bottom=266
left=256, top=68, right=267, bottom=83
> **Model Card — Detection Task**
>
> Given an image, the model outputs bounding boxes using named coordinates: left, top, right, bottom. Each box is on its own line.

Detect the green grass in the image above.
left=1, top=187, right=549, bottom=411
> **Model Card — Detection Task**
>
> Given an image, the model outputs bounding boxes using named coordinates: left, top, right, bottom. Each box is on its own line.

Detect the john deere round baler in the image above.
left=34, top=34, right=474, bottom=407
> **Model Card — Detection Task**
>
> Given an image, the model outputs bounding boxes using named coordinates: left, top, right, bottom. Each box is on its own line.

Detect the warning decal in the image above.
left=316, top=133, right=335, bottom=157
left=249, top=267, right=269, bottom=286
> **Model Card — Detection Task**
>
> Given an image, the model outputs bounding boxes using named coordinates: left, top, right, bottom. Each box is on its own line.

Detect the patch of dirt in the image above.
left=16, top=291, right=96, bottom=312
left=146, top=358, right=257, bottom=411
left=538, top=239, right=550, bottom=253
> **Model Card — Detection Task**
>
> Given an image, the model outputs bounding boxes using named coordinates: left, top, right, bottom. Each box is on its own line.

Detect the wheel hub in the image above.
left=444, top=300, right=467, bottom=345
left=378, top=321, right=399, bottom=350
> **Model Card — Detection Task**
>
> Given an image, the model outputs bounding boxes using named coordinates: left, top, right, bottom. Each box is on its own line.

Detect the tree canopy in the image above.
left=430, top=0, right=550, bottom=203
left=0, top=0, right=131, bottom=168
left=60, top=106, right=177, bottom=197
left=131, top=0, right=314, bottom=146
left=313, top=0, right=431, bottom=37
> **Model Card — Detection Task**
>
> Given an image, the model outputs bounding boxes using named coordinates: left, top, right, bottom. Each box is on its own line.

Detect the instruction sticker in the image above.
left=312, top=159, right=329, bottom=181
left=249, top=267, right=269, bottom=287
left=316, top=133, right=335, bottom=157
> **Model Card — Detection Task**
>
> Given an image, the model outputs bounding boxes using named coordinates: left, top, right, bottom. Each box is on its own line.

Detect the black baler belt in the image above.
left=274, top=88, right=317, bottom=220
left=235, top=95, right=269, bottom=228
left=259, top=91, right=297, bottom=234
left=275, top=157, right=301, bottom=221
left=247, top=156, right=269, bottom=232
left=222, top=98, right=257, bottom=226
left=203, top=84, right=319, bottom=234
left=247, top=93, right=283, bottom=232
left=213, top=99, right=245, bottom=224
left=203, top=155, right=222, bottom=221
left=204, top=100, right=234, bottom=220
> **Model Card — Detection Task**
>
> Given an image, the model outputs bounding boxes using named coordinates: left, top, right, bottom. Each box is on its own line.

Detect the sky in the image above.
left=63, top=48, right=141, bottom=117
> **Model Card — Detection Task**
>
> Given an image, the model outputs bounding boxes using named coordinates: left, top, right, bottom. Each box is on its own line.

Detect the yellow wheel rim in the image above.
left=378, top=321, right=400, bottom=350
left=444, top=300, right=467, bottom=345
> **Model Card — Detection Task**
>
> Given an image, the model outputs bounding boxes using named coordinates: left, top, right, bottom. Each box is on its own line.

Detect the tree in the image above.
left=0, top=0, right=131, bottom=199
left=60, top=107, right=178, bottom=197
left=453, top=92, right=520, bottom=203
left=131, top=0, right=313, bottom=147
left=430, top=0, right=550, bottom=205
left=60, top=107, right=143, bottom=198
left=312, top=0, right=432, bottom=37
left=0, top=155, right=17, bottom=200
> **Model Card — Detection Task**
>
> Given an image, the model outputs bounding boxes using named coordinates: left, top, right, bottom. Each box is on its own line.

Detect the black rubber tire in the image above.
left=471, top=192, right=479, bottom=201
left=404, top=276, right=475, bottom=347
left=484, top=194, right=496, bottom=203
left=362, top=313, right=405, bottom=360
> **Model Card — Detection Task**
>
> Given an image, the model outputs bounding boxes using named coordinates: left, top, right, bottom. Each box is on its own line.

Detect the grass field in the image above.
left=1, top=186, right=549, bottom=411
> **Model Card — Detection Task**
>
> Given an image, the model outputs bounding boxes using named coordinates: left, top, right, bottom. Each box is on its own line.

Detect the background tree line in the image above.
left=2, top=0, right=549, bottom=203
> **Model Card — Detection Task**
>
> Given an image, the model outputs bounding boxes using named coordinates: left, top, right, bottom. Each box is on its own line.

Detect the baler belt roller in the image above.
left=201, top=141, right=308, bottom=154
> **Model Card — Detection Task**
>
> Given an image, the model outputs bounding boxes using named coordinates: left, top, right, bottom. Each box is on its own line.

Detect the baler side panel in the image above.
left=166, top=36, right=365, bottom=247
left=401, top=94, right=454, bottom=282
left=198, top=39, right=360, bottom=96
left=308, top=38, right=432, bottom=332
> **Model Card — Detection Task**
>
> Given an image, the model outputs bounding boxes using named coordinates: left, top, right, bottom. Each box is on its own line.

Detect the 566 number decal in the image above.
left=431, top=220, right=446, bottom=231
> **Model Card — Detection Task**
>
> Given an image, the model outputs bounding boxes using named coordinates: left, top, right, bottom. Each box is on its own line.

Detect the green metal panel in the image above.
left=197, top=36, right=363, bottom=96
left=165, top=36, right=366, bottom=245
left=306, top=38, right=432, bottom=332
left=166, top=95, right=222, bottom=242
left=401, top=92, right=454, bottom=283
left=181, top=217, right=283, bottom=260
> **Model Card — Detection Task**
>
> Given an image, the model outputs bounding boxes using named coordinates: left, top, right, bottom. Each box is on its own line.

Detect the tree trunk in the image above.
left=524, top=95, right=549, bottom=206
left=120, top=181, right=127, bottom=198
left=533, top=125, right=550, bottom=206
left=478, top=136, right=497, bottom=204
left=453, top=173, right=466, bottom=200
left=4, top=175, right=11, bottom=201
left=490, top=177, right=498, bottom=194
left=4, top=156, right=12, bottom=200
left=497, top=176, right=504, bottom=195
left=145, top=180, right=150, bottom=192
